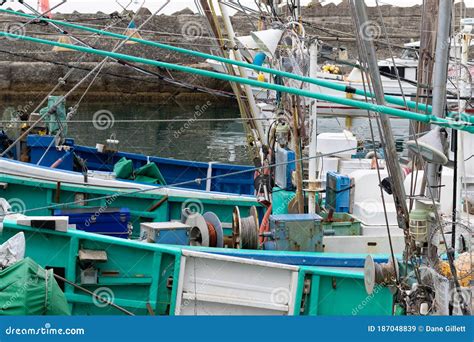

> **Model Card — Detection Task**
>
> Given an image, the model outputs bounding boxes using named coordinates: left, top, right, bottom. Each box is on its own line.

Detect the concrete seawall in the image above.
left=0, top=2, right=472, bottom=103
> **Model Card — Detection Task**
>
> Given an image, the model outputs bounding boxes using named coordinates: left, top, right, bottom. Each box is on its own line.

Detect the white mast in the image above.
left=308, top=40, right=319, bottom=214
left=458, top=18, right=471, bottom=216
left=219, top=2, right=265, bottom=143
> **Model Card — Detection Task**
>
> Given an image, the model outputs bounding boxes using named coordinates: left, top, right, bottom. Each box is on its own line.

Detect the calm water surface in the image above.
left=1, top=101, right=409, bottom=165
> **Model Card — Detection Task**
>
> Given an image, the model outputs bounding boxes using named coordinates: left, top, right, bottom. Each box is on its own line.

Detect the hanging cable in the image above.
left=0, top=5, right=135, bottom=158
left=0, top=145, right=363, bottom=218
left=350, top=1, right=399, bottom=286
left=374, top=0, right=469, bottom=315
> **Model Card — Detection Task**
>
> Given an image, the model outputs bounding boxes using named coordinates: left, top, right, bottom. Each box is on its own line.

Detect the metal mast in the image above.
left=427, top=0, right=453, bottom=200
left=350, top=0, right=410, bottom=237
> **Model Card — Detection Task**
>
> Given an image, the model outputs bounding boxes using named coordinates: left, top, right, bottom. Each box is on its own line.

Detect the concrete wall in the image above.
left=0, top=3, right=471, bottom=102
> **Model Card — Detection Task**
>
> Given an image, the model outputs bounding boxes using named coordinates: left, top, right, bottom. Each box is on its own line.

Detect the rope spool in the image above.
left=207, top=222, right=217, bottom=247
left=232, top=206, right=259, bottom=249
left=186, top=212, right=209, bottom=247
left=184, top=210, right=224, bottom=248
left=364, top=255, right=398, bottom=294
left=203, top=212, right=224, bottom=248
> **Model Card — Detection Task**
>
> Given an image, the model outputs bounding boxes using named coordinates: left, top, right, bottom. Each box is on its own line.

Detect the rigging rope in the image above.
left=0, top=145, right=360, bottom=218
left=350, top=1, right=399, bottom=284
left=2, top=8, right=469, bottom=123
left=0, top=2, right=172, bottom=158
left=1, top=29, right=473, bottom=133
left=0, top=7, right=134, bottom=157
left=375, top=0, right=469, bottom=315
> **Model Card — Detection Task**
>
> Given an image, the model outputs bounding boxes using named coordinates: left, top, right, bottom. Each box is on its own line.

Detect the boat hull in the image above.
left=0, top=159, right=260, bottom=237
left=0, top=217, right=394, bottom=316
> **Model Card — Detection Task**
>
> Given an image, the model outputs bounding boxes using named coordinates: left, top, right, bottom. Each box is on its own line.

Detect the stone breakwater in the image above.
left=0, top=2, right=472, bottom=103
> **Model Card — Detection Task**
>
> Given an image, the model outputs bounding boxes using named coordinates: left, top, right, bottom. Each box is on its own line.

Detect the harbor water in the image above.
left=1, top=101, right=410, bottom=165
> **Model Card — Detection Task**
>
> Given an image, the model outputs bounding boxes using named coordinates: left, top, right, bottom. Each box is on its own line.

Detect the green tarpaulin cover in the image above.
left=0, top=258, right=70, bottom=315
left=135, top=163, right=166, bottom=185
left=113, top=158, right=167, bottom=185
left=114, top=157, right=134, bottom=179
left=39, top=96, right=67, bottom=136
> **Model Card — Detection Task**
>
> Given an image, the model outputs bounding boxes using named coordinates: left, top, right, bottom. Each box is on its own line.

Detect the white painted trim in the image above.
left=181, top=250, right=300, bottom=271
left=173, top=255, right=187, bottom=315
left=205, top=162, right=217, bottom=192
left=0, top=159, right=256, bottom=202
left=181, top=292, right=288, bottom=312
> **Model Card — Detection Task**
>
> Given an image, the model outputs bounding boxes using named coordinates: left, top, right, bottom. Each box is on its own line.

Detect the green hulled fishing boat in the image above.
left=0, top=214, right=393, bottom=316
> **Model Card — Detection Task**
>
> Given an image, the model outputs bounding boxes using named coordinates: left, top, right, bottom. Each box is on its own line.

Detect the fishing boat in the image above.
left=0, top=98, right=256, bottom=196
left=0, top=212, right=393, bottom=316
left=0, top=158, right=260, bottom=241
left=0, top=0, right=472, bottom=317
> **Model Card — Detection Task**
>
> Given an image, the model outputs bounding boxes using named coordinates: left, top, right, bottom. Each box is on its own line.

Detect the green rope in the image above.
left=0, top=29, right=473, bottom=133
left=1, top=8, right=471, bottom=124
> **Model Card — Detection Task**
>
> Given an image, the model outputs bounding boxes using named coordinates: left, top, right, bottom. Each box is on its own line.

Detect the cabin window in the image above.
left=379, top=66, right=405, bottom=78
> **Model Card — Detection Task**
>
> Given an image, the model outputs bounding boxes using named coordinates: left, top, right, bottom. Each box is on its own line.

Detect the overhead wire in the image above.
left=0, top=4, right=135, bottom=158
left=38, top=3, right=143, bottom=139
left=0, top=48, right=237, bottom=98
left=0, top=1, right=176, bottom=158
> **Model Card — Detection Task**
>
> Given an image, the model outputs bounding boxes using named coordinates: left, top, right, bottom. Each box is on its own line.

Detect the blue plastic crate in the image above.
left=275, top=146, right=296, bottom=190
left=325, top=171, right=351, bottom=213
left=54, top=207, right=130, bottom=238
left=27, top=135, right=75, bottom=171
